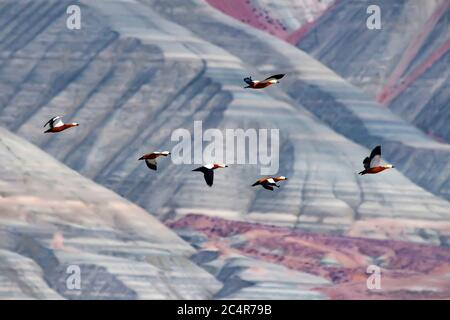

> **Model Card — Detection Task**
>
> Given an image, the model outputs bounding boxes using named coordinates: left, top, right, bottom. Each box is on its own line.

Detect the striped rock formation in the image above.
left=0, top=127, right=219, bottom=299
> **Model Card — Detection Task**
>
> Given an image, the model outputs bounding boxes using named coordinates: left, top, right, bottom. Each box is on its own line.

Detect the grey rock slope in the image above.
left=0, top=0, right=450, bottom=244
left=294, top=0, right=450, bottom=144
left=146, top=0, right=450, bottom=204
left=180, top=232, right=331, bottom=300
left=0, top=126, right=219, bottom=299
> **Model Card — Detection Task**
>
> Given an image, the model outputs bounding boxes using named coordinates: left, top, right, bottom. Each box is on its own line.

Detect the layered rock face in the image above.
left=1, top=0, right=450, bottom=300
left=293, top=0, right=450, bottom=144
left=0, top=127, right=220, bottom=299
left=0, top=0, right=450, bottom=242
left=148, top=0, right=450, bottom=205
left=140, top=0, right=450, bottom=240
left=206, top=0, right=450, bottom=145
left=169, top=214, right=450, bottom=300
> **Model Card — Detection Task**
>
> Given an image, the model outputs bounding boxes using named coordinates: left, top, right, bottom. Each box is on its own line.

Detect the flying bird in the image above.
left=243, top=74, right=285, bottom=89
left=358, top=145, right=395, bottom=175
left=252, top=176, right=288, bottom=191
left=138, top=151, right=171, bottom=171
left=192, top=163, right=228, bottom=187
left=44, top=116, right=79, bottom=133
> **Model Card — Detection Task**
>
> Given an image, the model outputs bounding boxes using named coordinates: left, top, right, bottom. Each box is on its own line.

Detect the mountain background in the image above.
left=0, top=0, right=449, bottom=299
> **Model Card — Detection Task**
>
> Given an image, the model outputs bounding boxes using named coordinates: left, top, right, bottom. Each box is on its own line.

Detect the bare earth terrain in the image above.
left=0, top=0, right=449, bottom=299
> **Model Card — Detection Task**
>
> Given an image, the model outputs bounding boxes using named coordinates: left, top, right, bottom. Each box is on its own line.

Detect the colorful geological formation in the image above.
left=376, top=0, right=450, bottom=105
left=205, top=0, right=450, bottom=145
left=205, top=0, right=334, bottom=42
left=169, top=214, right=450, bottom=299
left=291, top=0, right=450, bottom=144
left=205, top=0, right=290, bottom=39
left=0, top=127, right=220, bottom=299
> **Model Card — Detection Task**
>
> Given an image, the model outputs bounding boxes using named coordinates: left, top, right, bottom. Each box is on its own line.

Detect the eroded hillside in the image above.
left=295, top=0, right=450, bottom=144
left=1, top=0, right=450, bottom=300
left=0, top=127, right=220, bottom=299
left=0, top=0, right=450, bottom=245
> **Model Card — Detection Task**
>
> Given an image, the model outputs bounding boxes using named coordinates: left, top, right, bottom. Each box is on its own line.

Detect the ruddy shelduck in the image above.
left=252, top=176, right=288, bottom=191
left=192, top=163, right=228, bottom=187
left=359, top=145, right=395, bottom=175
left=44, top=116, right=79, bottom=133
left=243, top=74, right=285, bottom=89
left=138, top=151, right=171, bottom=171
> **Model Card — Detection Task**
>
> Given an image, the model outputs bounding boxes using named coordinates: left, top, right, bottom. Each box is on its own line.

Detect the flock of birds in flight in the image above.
left=43, top=74, right=395, bottom=189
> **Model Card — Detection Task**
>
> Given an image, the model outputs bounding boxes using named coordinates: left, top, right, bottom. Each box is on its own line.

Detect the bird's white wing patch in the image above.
left=267, top=178, right=275, bottom=184
left=370, top=155, right=381, bottom=168
left=53, top=118, right=64, bottom=127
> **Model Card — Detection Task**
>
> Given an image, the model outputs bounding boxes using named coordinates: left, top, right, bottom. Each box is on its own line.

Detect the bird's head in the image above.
left=383, top=164, right=395, bottom=169
left=214, top=163, right=228, bottom=169
left=161, top=151, right=171, bottom=156
left=275, top=176, right=288, bottom=181
left=71, top=122, right=79, bottom=127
